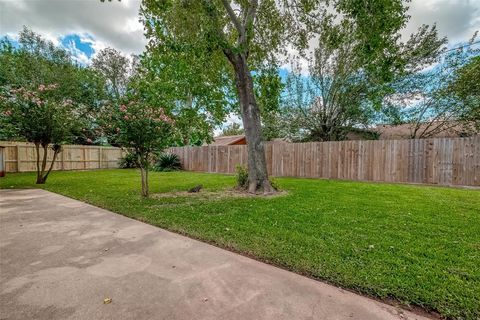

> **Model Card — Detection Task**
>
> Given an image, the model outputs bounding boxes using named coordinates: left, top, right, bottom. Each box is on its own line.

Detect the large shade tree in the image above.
left=140, top=0, right=436, bottom=192
left=91, top=47, right=137, bottom=100
left=140, top=0, right=317, bottom=193
left=278, top=2, right=447, bottom=142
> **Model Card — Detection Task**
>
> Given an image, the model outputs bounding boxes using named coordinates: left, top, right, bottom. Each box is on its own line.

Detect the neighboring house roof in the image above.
left=209, top=135, right=247, bottom=146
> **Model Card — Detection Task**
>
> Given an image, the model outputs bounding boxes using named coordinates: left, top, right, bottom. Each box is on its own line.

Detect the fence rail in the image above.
left=0, top=141, right=125, bottom=173
left=169, top=136, right=480, bottom=187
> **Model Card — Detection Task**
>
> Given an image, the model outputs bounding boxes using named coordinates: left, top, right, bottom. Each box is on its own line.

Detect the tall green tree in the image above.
left=140, top=0, right=327, bottom=193
left=279, top=3, right=446, bottom=142
left=140, top=0, right=439, bottom=192
left=0, top=27, right=107, bottom=144
left=447, top=55, right=480, bottom=131
left=381, top=34, right=479, bottom=138
left=91, top=47, right=135, bottom=100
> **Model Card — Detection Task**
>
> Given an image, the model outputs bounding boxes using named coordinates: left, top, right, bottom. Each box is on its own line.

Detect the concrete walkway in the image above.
left=0, top=189, right=429, bottom=320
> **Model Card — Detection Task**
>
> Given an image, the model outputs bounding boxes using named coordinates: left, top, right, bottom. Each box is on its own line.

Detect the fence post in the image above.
left=98, top=147, right=102, bottom=169
left=61, top=147, right=65, bottom=170
left=16, top=144, right=21, bottom=172
left=83, top=147, right=86, bottom=170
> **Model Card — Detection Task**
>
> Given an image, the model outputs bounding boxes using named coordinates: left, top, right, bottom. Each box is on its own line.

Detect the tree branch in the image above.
left=222, top=0, right=244, bottom=36
left=243, top=0, right=258, bottom=30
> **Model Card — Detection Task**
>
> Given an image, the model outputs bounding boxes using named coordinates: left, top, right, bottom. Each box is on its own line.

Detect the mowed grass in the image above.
left=1, top=169, right=479, bottom=319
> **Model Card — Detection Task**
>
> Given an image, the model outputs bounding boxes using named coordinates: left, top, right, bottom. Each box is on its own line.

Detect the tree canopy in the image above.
left=0, top=27, right=107, bottom=144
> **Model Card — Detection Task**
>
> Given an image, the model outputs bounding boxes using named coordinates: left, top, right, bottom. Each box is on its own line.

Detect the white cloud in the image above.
left=403, top=0, right=480, bottom=44
left=0, top=0, right=477, bottom=64
left=0, top=0, right=146, bottom=55
left=64, top=38, right=91, bottom=65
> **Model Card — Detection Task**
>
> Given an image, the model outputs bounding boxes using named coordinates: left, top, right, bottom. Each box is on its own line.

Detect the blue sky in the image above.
left=61, top=35, right=95, bottom=59
left=60, top=34, right=96, bottom=64
left=2, top=33, right=98, bottom=65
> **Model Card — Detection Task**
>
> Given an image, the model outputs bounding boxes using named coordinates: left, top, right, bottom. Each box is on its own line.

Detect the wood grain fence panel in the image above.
left=464, top=137, right=475, bottom=186
left=314, top=142, right=321, bottom=178
left=168, top=136, right=479, bottom=187
left=338, top=141, right=345, bottom=180
left=452, top=139, right=463, bottom=185
left=473, top=135, right=480, bottom=186
left=0, top=142, right=124, bottom=173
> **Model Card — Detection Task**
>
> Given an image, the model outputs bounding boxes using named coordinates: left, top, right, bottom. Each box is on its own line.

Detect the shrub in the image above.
left=235, top=165, right=249, bottom=190
left=270, top=178, right=280, bottom=191
left=118, top=152, right=139, bottom=169
left=153, top=153, right=182, bottom=172
left=235, top=165, right=279, bottom=191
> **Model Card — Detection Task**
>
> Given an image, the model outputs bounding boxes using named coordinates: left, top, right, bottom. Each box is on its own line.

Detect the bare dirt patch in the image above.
left=151, top=189, right=288, bottom=200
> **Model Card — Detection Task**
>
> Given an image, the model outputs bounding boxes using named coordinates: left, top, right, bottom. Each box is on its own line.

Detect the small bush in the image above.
left=235, top=165, right=249, bottom=189
left=270, top=178, right=280, bottom=191
left=118, top=152, right=138, bottom=169
left=153, top=153, right=182, bottom=172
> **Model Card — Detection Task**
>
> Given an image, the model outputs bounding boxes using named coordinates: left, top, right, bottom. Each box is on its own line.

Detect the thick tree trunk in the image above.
left=230, top=53, right=274, bottom=194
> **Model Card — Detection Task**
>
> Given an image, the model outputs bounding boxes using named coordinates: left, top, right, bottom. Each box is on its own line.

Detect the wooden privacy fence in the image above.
left=169, top=136, right=480, bottom=187
left=0, top=141, right=125, bottom=173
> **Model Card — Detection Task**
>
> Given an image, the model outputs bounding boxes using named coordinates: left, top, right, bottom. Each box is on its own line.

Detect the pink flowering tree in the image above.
left=0, top=84, right=79, bottom=184
left=103, top=101, right=174, bottom=197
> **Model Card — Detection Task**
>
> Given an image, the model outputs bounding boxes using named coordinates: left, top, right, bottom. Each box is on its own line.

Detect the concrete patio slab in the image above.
left=0, top=189, right=430, bottom=320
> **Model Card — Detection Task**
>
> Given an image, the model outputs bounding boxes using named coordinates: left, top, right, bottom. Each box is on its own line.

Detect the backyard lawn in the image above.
left=1, top=169, right=479, bottom=319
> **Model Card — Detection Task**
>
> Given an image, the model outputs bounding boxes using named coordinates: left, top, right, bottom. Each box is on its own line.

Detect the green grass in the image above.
left=2, top=169, right=479, bottom=319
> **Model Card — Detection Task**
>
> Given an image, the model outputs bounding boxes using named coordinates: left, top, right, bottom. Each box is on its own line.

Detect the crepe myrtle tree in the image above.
left=0, top=84, right=78, bottom=184
left=104, top=101, right=174, bottom=197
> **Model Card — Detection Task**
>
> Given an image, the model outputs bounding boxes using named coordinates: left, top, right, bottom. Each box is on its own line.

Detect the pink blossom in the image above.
left=86, top=138, right=92, bottom=144
left=124, top=115, right=129, bottom=120
left=119, top=105, right=127, bottom=112
left=38, top=84, right=46, bottom=91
